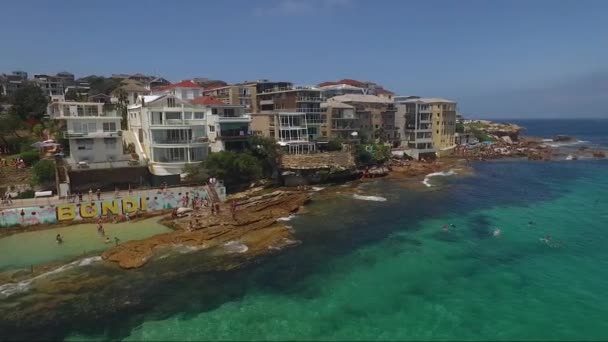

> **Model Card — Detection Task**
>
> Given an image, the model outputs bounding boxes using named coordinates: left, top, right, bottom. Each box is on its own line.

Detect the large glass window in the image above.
left=102, top=122, right=117, bottom=132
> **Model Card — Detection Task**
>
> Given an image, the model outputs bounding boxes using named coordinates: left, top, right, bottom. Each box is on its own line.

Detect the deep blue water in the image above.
left=494, top=118, right=608, bottom=147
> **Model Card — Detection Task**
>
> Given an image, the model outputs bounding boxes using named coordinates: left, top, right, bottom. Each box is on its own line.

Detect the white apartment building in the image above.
left=127, top=94, right=210, bottom=177
left=49, top=100, right=124, bottom=165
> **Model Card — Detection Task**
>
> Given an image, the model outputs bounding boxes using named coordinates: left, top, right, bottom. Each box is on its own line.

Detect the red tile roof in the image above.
left=190, top=96, right=226, bottom=105
left=155, top=80, right=202, bottom=92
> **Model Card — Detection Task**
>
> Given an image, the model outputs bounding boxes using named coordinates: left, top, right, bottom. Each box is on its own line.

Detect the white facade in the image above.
left=49, top=100, right=123, bottom=164
left=127, top=95, right=210, bottom=176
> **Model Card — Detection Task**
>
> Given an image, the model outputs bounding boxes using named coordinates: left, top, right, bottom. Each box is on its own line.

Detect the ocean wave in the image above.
left=422, top=170, right=457, bottom=187
left=223, top=241, right=249, bottom=254
left=312, top=186, right=326, bottom=191
left=277, top=214, right=296, bottom=222
left=352, top=194, right=387, bottom=202
left=546, top=140, right=590, bottom=148
left=0, top=256, right=102, bottom=298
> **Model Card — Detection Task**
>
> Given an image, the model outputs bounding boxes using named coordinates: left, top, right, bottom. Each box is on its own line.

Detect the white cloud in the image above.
left=253, top=0, right=352, bottom=17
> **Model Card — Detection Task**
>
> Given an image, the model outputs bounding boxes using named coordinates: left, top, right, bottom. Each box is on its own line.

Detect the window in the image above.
left=208, top=125, right=215, bottom=132
left=104, top=138, right=117, bottom=149
left=194, top=112, right=204, bottom=119
left=212, top=108, right=218, bottom=115
left=184, top=112, right=193, bottom=120
left=165, top=112, right=181, bottom=120
left=102, top=122, right=117, bottom=132
left=77, top=139, right=94, bottom=150
left=436, top=130, right=439, bottom=134
left=167, top=98, right=176, bottom=107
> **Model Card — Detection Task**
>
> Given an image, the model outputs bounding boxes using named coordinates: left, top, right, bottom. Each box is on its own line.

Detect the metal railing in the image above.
left=296, top=96, right=323, bottom=102
left=295, top=107, right=324, bottom=113
left=63, top=131, right=122, bottom=138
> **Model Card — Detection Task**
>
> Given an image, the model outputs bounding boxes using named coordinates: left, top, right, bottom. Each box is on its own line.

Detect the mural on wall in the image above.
left=0, top=186, right=225, bottom=228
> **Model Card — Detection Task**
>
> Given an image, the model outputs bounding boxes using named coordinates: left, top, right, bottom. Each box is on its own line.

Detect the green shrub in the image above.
left=14, top=190, right=35, bottom=199
left=326, top=138, right=344, bottom=151
left=32, top=160, right=56, bottom=185
left=20, top=150, right=40, bottom=165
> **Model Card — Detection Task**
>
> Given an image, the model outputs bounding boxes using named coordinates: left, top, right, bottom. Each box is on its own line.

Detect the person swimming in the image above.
left=56, top=234, right=63, bottom=244
left=442, top=225, right=449, bottom=231
left=493, top=228, right=502, bottom=237
left=105, top=237, right=111, bottom=244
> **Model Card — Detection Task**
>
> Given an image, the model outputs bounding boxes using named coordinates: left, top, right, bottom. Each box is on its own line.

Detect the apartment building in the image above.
left=331, top=94, right=398, bottom=145
left=395, top=97, right=457, bottom=159
left=127, top=94, right=210, bottom=177
left=152, top=80, right=205, bottom=101
left=191, top=96, right=251, bottom=152
left=0, top=71, right=28, bottom=97
left=49, top=99, right=124, bottom=165
left=320, top=99, right=358, bottom=141
left=250, top=84, right=324, bottom=154
left=33, top=74, right=64, bottom=96
left=112, top=79, right=151, bottom=105
left=318, top=79, right=394, bottom=99
left=202, top=84, right=255, bottom=111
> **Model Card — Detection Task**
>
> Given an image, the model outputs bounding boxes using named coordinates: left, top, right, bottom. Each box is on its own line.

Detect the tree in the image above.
left=114, top=88, right=129, bottom=129
left=185, top=151, right=262, bottom=187
left=9, top=84, right=48, bottom=121
left=326, top=138, right=344, bottom=151
left=247, top=135, right=282, bottom=179
left=32, top=159, right=56, bottom=185
left=32, top=123, right=44, bottom=139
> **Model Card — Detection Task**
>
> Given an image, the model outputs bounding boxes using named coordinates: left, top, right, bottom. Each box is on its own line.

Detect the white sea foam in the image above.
left=312, top=186, right=326, bottom=191
left=223, top=241, right=249, bottom=254
left=0, top=256, right=102, bottom=298
left=352, top=194, right=387, bottom=202
left=277, top=214, right=296, bottom=222
left=547, top=140, right=590, bottom=148
left=422, top=170, right=457, bottom=187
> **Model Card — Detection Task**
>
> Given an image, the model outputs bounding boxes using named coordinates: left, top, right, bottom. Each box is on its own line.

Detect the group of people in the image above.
left=0, top=157, right=27, bottom=169
left=439, top=220, right=561, bottom=247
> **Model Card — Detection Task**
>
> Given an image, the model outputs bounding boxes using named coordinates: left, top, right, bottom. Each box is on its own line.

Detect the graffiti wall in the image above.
left=0, top=186, right=225, bottom=228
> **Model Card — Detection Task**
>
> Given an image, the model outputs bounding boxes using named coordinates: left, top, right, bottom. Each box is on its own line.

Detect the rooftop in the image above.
left=331, top=94, right=394, bottom=104
left=155, top=80, right=203, bottom=92
left=397, top=97, right=456, bottom=104
left=321, top=99, right=355, bottom=109
left=318, top=79, right=369, bottom=88
left=190, top=96, right=226, bottom=106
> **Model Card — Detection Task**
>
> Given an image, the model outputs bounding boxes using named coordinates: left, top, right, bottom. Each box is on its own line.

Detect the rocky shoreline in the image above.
left=102, top=189, right=311, bottom=269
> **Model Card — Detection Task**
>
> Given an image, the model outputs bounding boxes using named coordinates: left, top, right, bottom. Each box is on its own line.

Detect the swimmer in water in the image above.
left=450, top=224, right=456, bottom=228
left=528, top=221, right=535, bottom=227
left=442, top=225, right=449, bottom=231
left=56, top=234, right=63, bottom=244
left=493, top=228, right=502, bottom=237
left=105, top=237, right=111, bottom=244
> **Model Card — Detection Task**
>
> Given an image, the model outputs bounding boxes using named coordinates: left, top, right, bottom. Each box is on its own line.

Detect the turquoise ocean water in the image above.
left=2, top=119, right=608, bottom=341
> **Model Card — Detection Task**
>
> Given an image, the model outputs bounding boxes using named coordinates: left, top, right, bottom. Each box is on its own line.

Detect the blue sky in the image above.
left=2, top=0, right=607, bottom=118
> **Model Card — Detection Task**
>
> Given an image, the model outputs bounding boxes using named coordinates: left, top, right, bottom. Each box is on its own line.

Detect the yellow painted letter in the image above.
left=101, top=200, right=119, bottom=216
left=80, top=203, right=98, bottom=219
left=56, top=204, right=76, bottom=221
left=122, top=198, right=138, bottom=214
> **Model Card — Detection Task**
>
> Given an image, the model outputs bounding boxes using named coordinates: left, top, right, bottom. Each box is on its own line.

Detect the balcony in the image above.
left=218, top=130, right=252, bottom=141
left=63, top=130, right=122, bottom=138
left=259, top=99, right=274, bottom=105
left=218, top=115, right=251, bottom=123
left=152, top=138, right=209, bottom=146
left=295, top=107, right=324, bottom=113
left=150, top=119, right=204, bottom=126
left=296, top=96, right=323, bottom=102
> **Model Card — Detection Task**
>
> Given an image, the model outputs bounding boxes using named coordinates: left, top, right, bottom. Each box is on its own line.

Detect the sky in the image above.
left=1, top=0, right=607, bottom=118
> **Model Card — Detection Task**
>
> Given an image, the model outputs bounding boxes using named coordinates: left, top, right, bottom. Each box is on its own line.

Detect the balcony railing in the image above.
left=63, top=131, right=122, bottom=138
left=305, top=119, right=326, bottom=124
left=295, top=107, right=324, bottom=113
left=150, top=119, right=204, bottom=126
left=296, top=97, right=323, bottom=102
left=218, top=130, right=252, bottom=140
